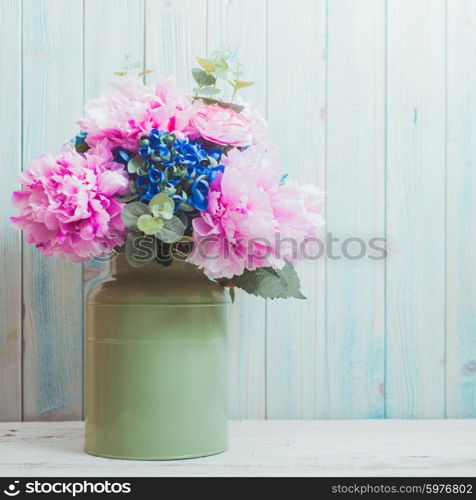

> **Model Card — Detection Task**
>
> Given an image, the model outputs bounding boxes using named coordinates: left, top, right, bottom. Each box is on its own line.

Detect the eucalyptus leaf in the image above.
left=129, top=180, right=138, bottom=194
left=155, top=215, right=185, bottom=244
left=125, top=232, right=157, bottom=267
left=137, top=69, right=153, bottom=77
left=200, top=86, right=222, bottom=96
left=117, top=194, right=138, bottom=203
left=178, top=213, right=189, bottom=230
left=137, top=214, right=165, bottom=235
left=232, top=261, right=306, bottom=300
left=192, top=68, right=216, bottom=87
left=127, top=157, right=145, bottom=174
left=179, top=202, right=195, bottom=212
left=121, top=202, right=150, bottom=229
left=196, top=57, right=216, bottom=73
left=234, top=80, right=255, bottom=89
left=199, top=98, right=245, bottom=113
left=150, top=193, right=174, bottom=220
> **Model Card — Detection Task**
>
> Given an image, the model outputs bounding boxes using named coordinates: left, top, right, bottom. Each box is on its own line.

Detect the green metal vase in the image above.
left=85, top=254, right=229, bottom=460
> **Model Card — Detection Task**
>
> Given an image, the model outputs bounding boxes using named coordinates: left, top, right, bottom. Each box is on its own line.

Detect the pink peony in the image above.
left=191, top=104, right=253, bottom=147
left=187, top=147, right=325, bottom=278
left=11, top=147, right=129, bottom=262
left=78, top=75, right=197, bottom=156
left=242, top=105, right=274, bottom=150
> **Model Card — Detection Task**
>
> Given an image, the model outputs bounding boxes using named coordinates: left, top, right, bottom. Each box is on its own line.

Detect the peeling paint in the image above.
left=320, top=106, right=326, bottom=121
left=462, top=360, right=476, bottom=375
left=412, top=107, right=418, bottom=127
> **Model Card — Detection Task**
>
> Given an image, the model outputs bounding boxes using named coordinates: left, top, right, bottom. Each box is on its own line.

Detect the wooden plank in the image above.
left=325, top=0, right=386, bottom=418
left=0, top=0, right=22, bottom=422
left=2, top=420, right=476, bottom=476
left=22, top=0, right=84, bottom=420
left=386, top=0, right=446, bottom=418
left=207, top=0, right=267, bottom=419
left=82, top=0, right=146, bottom=417
left=84, top=0, right=145, bottom=101
left=446, top=0, right=476, bottom=418
left=266, top=0, right=327, bottom=418
left=144, top=0, right=207, bottom=89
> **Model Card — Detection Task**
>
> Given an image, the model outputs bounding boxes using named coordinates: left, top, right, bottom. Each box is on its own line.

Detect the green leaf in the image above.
left=75, top=142, right=90, bottom=153
left=121, top=201, right=150, bottom=229
left=125, top=233, right=157, bottom=268
left=213, top=58, right=230, bottom=79
left=129, top=180, right=138, bottom=194
left=215, top=58, right=229, bottom=71
left=192, top=68, right=216, bottom=87
left=232, top=261, right=306, bottom=300
left=137, top=69, right=153, bottom=77
left=117, top=194, right=139, bottom=203
left=198, top=98, right=245, bottom=113
left=155, top=215, right=185, bottom=244
left=162, top=185, right=177, bottom=196
left=179, top=202, right=195, bottom=212
left=196, top=57, right=215, bottom=73
left=229, top=287, right=236, bottom=304
left=199, top=86, right=222, bottom=96
left=127, top=157, right=145, bottom=174
left=178, top=213, right=188, bottom=230
left=234, top=80, right=254, bottom=89
left=137, top=214, right=165, bottom=235
left=149, top=193, right=174, bottom=220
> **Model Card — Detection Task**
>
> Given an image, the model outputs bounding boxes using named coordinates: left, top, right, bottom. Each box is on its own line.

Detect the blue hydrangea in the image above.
left=114, top=130, right=224, bottom=214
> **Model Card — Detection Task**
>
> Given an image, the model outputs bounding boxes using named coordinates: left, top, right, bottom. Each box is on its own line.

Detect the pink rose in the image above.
left=191, top=104, right=253, bottom=147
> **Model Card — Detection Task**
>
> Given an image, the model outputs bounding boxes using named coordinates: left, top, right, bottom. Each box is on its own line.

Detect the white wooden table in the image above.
left=0, top=420, right=475, bottom=477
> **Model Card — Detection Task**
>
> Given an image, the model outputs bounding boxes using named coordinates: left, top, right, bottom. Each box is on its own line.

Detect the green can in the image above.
left=85, top=255, right=229, bottom=460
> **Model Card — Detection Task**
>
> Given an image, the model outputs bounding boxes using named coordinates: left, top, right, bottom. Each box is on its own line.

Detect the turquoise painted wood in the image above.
left=325, top=0, right=386, bottom=419
left=22, top=0, right=84, bottom=421
left=386, top=0, right=446, bottom=418
left=82, top=0, right=146, bottom=418
left=2, top=0, right=476, bottom=421
left=0, top=0, right=22, bottom=422
left=207, top=0, right=267, bottom=419
left=266, top=0, right=327, bottom=419
left=446, top=0, right=476, bottom=418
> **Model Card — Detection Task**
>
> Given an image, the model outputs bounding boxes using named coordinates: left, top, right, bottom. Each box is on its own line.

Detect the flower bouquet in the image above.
left=11, top=51, right=325, bottom=460
left=11, top=50, right=324, bottom=300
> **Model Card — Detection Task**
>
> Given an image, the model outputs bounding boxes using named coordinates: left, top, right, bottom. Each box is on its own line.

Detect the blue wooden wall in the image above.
left=1, top=0, right=476, bottom=421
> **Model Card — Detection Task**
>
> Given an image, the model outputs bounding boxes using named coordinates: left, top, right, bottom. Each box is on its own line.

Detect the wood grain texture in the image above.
left=446, top=0, right=476, bottom=418
left=2, top=420, right=476, bottom=476
left=207, top=0, right=267, bottom=419
left=84, top=0, right=145, bottom=102
left=0, top=0, right=22, bottom=421
left=326, top=0, right=385, bottom=418
left=144, top=0, right=207, bottom=89
left=266, top=0, right=327, bottom=419
left=82, top=0, right=146, bottom=417
left=3, top=0, right=476, bottom=422
left=22, top=0, right=84, bottom=421
left=386, top=0, right=446, bottom=418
